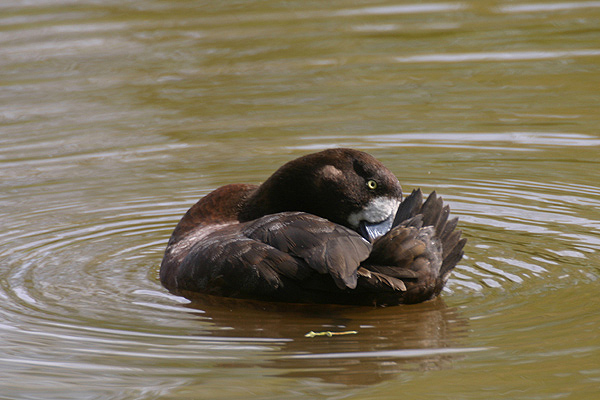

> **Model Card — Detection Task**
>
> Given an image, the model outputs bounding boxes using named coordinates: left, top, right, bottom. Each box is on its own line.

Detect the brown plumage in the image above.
left=160, top=148, right=466, bottom=306
left=356, top=189, right=466, bottom=305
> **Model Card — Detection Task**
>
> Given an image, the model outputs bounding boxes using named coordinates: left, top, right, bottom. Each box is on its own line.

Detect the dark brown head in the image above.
left=240, top=148, right=403, bottom=241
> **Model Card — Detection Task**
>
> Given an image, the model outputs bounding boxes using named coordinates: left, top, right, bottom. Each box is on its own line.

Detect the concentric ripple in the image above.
left=2, top=163, right=600, bottom=399
left=2, top=0, right=600, bottom=397
left=449, top=179, right=600, bottom=294
left=0, top=191, right=299, bottom=398
left=2, top=141, right=599, bottom=398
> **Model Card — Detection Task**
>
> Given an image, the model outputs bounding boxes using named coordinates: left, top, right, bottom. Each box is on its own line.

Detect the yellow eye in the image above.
left=367, top=179, right=378, bottom=190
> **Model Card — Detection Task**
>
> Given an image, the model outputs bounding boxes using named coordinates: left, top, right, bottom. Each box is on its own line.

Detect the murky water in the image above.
left=1, top=0, right=600, bottom=398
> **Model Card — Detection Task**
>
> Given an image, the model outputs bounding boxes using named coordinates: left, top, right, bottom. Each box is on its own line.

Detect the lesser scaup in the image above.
left=160, top=148, right=466, bottom=306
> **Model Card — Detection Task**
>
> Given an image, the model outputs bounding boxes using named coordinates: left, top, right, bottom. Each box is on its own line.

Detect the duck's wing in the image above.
left=359, top=189, right=466, bottom=304
left=174, top=212, right=372, bottom=299
left=242, top=212, right=372, bottom=290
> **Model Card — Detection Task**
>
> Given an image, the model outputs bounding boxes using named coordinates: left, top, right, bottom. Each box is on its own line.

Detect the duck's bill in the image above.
left=358, top=214, right=394, bottom=242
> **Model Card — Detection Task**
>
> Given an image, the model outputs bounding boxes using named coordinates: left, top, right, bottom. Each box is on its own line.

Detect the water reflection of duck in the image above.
left=160, top=148, right=466, bottom=306
left=183, top=295, right=469, bottom=387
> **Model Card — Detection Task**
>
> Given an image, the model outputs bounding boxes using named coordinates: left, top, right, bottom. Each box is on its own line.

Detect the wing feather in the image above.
left=244, top=212, right=372, bottom=289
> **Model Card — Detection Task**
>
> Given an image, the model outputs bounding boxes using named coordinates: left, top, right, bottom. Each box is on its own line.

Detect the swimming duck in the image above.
left=160, top=148, right=466, bottom=306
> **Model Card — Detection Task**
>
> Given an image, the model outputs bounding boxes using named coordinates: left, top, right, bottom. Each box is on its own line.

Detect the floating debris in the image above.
left=304, top=330, right=358, bottom=338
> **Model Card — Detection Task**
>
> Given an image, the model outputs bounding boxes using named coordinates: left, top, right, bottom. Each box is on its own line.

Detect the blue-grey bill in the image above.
left=358, top=214, right=394, bottom=242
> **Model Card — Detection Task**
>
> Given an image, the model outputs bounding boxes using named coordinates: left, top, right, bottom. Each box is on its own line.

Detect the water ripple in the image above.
left=1, top=0, right=600, bottom=397
left=499, top=1, right=600, bottom=13
left=333, top=3, right=466, bottom=16
left=395, top=49, right=600, bottom=63
left=2, top=173, right=597, bottom=324
left=288, top=346, right=488, bottom=359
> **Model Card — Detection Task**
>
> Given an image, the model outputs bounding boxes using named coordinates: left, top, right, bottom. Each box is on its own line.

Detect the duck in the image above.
left=160, top=148, right=466, bottom=306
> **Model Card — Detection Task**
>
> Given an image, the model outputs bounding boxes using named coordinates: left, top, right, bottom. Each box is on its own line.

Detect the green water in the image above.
left=1, top=1, right=599, bottom=399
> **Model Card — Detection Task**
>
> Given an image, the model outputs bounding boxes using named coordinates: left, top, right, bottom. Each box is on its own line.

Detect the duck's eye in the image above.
left=366, top=179, right=378, bottom=190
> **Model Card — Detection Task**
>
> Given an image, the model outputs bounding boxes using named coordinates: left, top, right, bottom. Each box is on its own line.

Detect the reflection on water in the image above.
left=394, top=49, right=600, bottom=63
left=1, top=0, right=600, bottom=399
left=184, top=296, right=473, bottom=386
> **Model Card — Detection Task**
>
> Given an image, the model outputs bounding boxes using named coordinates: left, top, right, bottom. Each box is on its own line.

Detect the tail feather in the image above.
left=441, top=217, right=459, bottom=242
left=396, top=189, right=465, bottom=275
left=360, top=188, right=466, bottom=305
left=420, top=191, right=444, bottom=228
left=392, top=189, right=423, bottom=226
left=441, top=237, right=466, bottom=277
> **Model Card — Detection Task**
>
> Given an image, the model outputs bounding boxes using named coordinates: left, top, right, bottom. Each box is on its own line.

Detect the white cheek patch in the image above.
left=347, top=197, right=401, bottom=228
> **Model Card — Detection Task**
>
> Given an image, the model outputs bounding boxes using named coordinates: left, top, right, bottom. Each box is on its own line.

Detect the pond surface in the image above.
left=1, top=0, right=600, bottom=398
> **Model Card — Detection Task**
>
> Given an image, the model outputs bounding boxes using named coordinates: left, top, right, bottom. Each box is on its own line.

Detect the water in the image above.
left=1, top=0, right=599, bottom=398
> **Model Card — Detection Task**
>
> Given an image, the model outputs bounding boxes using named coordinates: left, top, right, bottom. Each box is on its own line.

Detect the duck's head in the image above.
left=240, top=148, right=403, bottom=242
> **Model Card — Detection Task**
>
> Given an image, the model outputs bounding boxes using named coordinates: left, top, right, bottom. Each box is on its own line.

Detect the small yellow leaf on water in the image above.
left=304, top=330, right=358, bottom=338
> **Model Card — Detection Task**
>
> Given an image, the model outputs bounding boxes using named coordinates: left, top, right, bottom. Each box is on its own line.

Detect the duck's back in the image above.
left=160, top=189, right=466, bottom=306
left=159, top=149, right=466, bottom=306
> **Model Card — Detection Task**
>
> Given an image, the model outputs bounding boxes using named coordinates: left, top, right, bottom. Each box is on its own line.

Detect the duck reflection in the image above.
left=183, top=294, right=469, bottom=386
